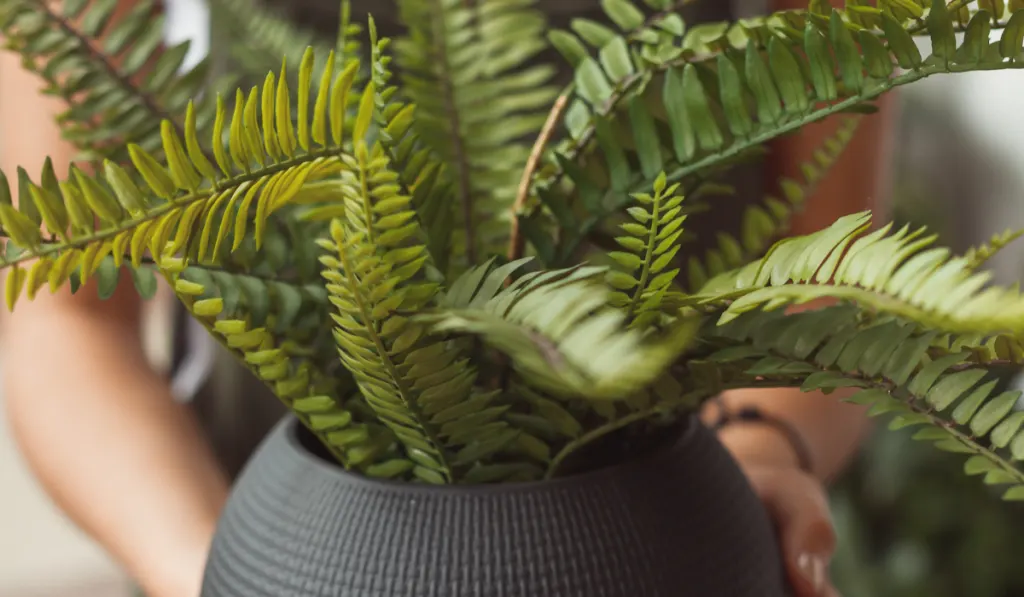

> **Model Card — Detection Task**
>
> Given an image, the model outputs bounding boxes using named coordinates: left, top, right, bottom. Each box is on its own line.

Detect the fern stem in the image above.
left=542, top=378, right=792, bottom=479
left=508, top=93, right=570, bottom=263
left=355, top=150, right=377, bottom=245
left=137, top=256, right=313, bottom=287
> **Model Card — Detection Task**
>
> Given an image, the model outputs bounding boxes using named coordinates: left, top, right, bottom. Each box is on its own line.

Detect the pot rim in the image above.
left=280, top=413, right=699, bottom=495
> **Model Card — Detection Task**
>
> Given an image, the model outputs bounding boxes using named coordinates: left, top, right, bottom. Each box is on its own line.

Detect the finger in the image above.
left=746, top=468, right=837, bottom=597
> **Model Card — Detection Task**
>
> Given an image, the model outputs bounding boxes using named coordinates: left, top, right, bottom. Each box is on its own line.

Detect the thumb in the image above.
left=746, top=467, right=837, bottom=597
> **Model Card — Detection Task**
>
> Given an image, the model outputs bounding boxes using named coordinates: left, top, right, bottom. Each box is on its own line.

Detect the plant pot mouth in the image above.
left=285, top=413, right=699, bottom=494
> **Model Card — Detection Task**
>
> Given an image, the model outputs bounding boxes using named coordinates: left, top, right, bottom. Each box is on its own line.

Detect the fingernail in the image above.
left=797, top=552, right=826, bottom=594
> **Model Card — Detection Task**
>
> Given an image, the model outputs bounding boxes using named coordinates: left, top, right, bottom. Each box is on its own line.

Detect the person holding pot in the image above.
left=0, top=1, right=893, bottom=596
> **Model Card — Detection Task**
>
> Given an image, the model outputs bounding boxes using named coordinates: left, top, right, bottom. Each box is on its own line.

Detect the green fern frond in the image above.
left=0, top=0, right=228, bottom=163
left=394, top=0, right=558, bottom=267
left=421, top=258, right=699, bottom=400
left=965, top=227, right=1024, bottom=270
left=523, top=0, right=1024, bottom=266
left=701, top=211, right=1024, bottom=337
left=207, top=0, right=337, bottom=87
left=606, top=172, right=687, bottom=328
left=318, top=126, right=525, bottom=484
left=708, top=305, right=1024, bottom=501
left=156, top=255, right=383, bottom=469
left=359, top=20, right=456, bottom=276
left=685, top=116, right=862, bottom=290
left=0, top=48, right=361, bottom=308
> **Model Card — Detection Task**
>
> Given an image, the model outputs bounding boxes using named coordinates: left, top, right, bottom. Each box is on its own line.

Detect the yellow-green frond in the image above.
left=161, top=254, right=379, bottom=468
left=318, top=138, right=536, bottom=484
left=965, top=227, right=1024, bottom=270
left=0, top=50, right=360, bottom=309
left=708, top=305, right=1024, bottom=501
left=684, top=116, right=861, bottom=290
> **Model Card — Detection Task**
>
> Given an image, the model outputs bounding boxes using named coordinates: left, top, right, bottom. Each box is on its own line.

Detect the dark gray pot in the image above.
left=201, top=416, right=790, bottom=597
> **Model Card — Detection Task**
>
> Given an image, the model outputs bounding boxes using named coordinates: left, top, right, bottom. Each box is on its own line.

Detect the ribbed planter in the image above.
left=201, top=416, right=791, bottom=597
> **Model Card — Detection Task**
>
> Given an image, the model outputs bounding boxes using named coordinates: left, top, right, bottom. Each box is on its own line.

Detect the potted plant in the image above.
left=2, top=0, right=1024, bottom=595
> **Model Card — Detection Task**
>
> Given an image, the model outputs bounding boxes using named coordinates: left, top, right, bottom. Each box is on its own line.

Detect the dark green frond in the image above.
left=420, top=258, right=700, bottom=400
left=207, top=0, right=338, bottom=87
left=708, top=305, right=1024, bottom=501
left=522, top=1, right=1024, bottom=266
left=394, top=0, right=558, bottom=267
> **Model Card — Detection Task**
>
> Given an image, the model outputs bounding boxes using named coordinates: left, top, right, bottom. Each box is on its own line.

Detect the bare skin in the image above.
left=0, top=1, right=892, bottom=596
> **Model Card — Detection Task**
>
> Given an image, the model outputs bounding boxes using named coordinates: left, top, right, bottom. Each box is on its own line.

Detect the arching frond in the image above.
left=707, top=305, right=1024, bottom=501
left=394, top=0, right=558, bottom=268
left=421, top=258, right=700, bottom=400
left=521, top=0, right=1024, bottom=267
left=0, top=0, right=230, bottom=163
left=684, top=116, right=862, bottom=290
left=0, top=48, right=359, bottom=309
left=700, top=211, right=1024, bottom=337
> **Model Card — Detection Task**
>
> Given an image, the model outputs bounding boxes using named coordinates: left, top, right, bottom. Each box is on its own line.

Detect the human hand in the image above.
left=719, top=425, right=840, bottom=597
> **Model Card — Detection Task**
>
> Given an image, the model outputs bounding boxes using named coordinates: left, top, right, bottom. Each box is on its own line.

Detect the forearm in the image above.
left=0, top=13, right=227, bottom=594
left=1, top=293, right=228, bottom=597
left=710, top=387, right=870, bottom=482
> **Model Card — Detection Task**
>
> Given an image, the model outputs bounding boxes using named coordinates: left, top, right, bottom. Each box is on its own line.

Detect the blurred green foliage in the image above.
left=831, top=94, right=1024, bottom=597
left=831, top=422, right=1024, bottom=597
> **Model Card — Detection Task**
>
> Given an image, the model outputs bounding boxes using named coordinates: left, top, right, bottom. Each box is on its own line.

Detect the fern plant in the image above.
left=2, top=0, right=1024, bottom=491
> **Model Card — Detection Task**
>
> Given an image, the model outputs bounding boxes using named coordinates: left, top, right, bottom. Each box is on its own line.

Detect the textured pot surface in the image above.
left=202, top=416, right=790, bottom=597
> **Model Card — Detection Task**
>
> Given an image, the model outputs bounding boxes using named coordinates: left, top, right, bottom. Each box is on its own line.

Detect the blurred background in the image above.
left=3, top=1, right=1024, bottom=596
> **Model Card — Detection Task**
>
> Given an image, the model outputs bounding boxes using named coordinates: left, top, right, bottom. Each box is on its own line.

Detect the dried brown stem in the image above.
left=506, top=93, right=569, bottom=263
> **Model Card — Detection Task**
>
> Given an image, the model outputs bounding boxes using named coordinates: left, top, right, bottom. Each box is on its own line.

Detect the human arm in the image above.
left=0, top=3, right=228, bottom=596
